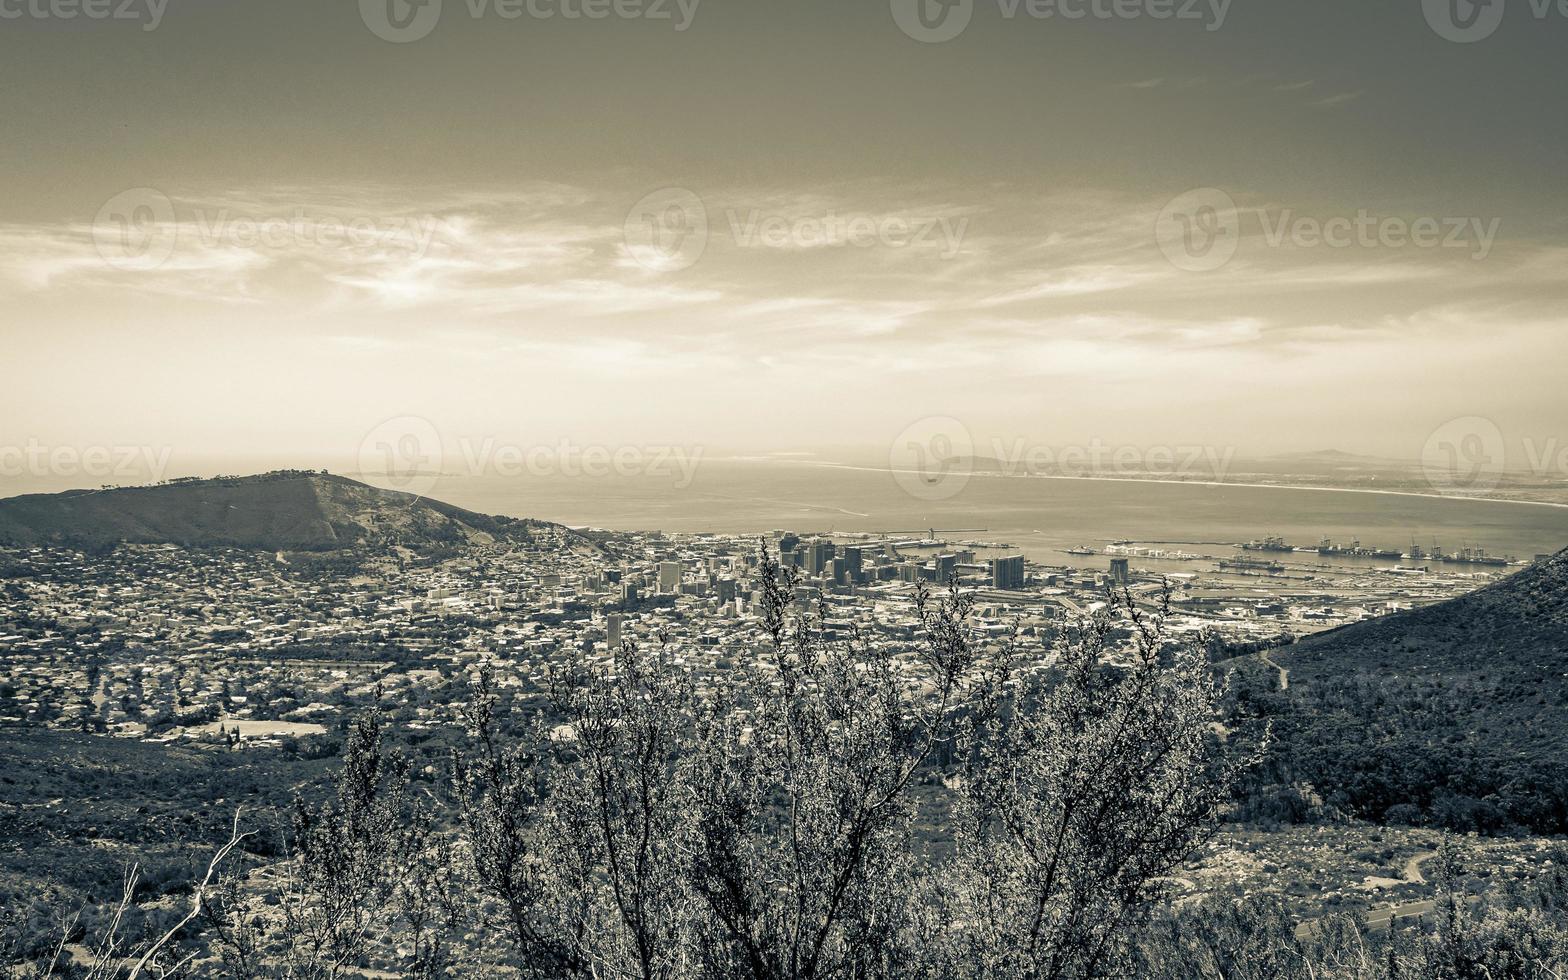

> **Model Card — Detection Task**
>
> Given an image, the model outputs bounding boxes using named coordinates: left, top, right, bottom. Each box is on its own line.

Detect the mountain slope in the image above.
left=1243, top=548, right=1568, bottom=833
left=0, top=471, right=553, bottom=551
left=1286, top=547, right=1568, bottom=679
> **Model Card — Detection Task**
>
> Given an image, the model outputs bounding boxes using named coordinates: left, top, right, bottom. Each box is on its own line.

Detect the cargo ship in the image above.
left=1438, top=545, right=1511, bottom=567
left=1241, top=535, right=1298, bottom=553
left=1105, top=544, right=1199, bottom=561
left=1316, top=537, right=1402, bottom=560
left=1065, top=546, right=1096, bottom=556
left=1408, top=539, right=1513, bottom=566
left=1218, top=555, right=1286, bottom=573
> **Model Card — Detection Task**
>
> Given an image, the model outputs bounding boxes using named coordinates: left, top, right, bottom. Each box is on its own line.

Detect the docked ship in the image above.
left=1065, top=546, right=1096, bottom=556
left=1438, top=545, right=1511, bottom=567
left=1218, top=555, right=1286, bottom=573
left=1241, top=535, right=1297, bottom=553
left=1316, top=536, right=1402, bottom=560
left=1408, top=539, right=1513, bottom=566
left=1105, top=544, right=1199, bottom=561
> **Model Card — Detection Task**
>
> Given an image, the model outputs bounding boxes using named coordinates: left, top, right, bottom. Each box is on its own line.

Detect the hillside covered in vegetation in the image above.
left=0, top=472, right=556, bottom=552
left=1239, top=548, right=1568, bottom=833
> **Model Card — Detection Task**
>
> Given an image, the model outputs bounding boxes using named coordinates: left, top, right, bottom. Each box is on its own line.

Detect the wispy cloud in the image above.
left=1313, top=91, right=1364, bottom=108
left=1, top=179, right=1563, bottom=379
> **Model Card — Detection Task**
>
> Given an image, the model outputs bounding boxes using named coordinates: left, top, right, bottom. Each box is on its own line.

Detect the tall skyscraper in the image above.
left=806, top=539, right=835, bottom=576
left=659, top=561, right=682, bottom=593
left=991, top=555, right=1026, bottom=589
left=842, top=546, right=864, bottom=582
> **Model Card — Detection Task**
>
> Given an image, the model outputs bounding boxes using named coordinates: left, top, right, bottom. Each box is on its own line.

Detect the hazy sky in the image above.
left=2, top=0, right=1565, bottom=473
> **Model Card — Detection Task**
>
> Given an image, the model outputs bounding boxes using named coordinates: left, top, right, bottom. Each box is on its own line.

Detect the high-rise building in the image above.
left=1109, top=557, right=1130, bottom=584
left=606, top=613, right=624, bottom=647
left=659, top=561, right=682, bottom=593
left=805, top=539, right=835, bottom=576
left=842, top=546, right=864, bottom=581
left=991, top=555, right=1026, bottom=589
left=934, top=553, right=957, bottom=584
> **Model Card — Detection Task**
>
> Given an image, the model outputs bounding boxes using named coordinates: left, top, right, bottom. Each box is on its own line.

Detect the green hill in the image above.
left=1287, top=548, right=1568, bottom=680
left=1238, top=548, right=1568, bottom=833
left=0, top=471, right=552, bottom=551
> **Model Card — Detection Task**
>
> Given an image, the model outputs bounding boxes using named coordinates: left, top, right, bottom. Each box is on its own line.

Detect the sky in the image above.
left=1, top=0, right=1565, bottom=479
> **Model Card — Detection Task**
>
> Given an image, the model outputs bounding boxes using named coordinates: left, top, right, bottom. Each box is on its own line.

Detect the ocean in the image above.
left=402, top=459, right=1568, bottom=567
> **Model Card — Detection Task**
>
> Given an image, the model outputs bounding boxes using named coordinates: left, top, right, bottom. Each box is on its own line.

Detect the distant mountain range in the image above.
left=1267, top=449, right=1389, bottom=462
left=0, top=471, right=558, bottom=551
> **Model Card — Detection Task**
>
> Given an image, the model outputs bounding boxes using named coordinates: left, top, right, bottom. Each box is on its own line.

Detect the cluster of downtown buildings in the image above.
left=0, top=526, right=1502, bottom=747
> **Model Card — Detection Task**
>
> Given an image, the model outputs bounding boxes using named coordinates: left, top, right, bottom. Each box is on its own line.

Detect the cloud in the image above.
left=1312, top=91, right=1364, bottom=108
left=0, top=180, right=1562, bottom=382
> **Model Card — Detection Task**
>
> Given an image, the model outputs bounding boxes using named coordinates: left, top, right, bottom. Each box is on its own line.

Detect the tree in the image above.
left=450, top=665, right=586, bottom=976
left=679, top=549, right=988, bottom=980
left=541, top=643, right=702, bottom=980
left=940, top=589, right=1253, bottom=979
left=520, top=543, right=1246, bottom=980
left=276, top=707, right=421, bottom=979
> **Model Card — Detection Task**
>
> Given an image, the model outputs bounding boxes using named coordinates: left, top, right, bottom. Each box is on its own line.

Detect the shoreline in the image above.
left=781, top=460, right=1568, bottom=511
